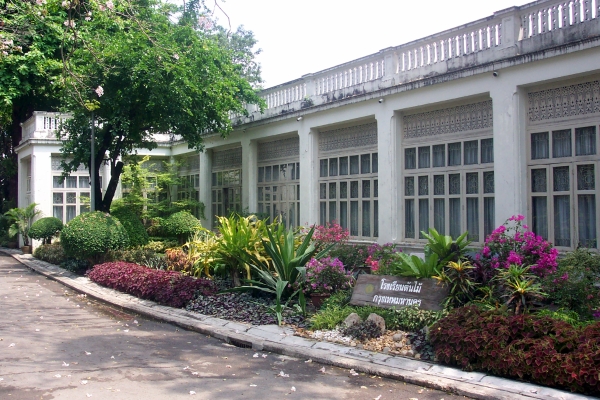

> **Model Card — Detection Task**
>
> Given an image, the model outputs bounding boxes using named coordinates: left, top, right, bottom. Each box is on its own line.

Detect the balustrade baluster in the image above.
left=456, top=35, right=463, bottom=56
left=542, top=8, right=549, bottom=33
left=573, top=0, right=581, bottom=23
left=583, top=0, right=591, bottom=20
left=532, top=11, right=539, bottom=35
left=550, top=6, right=558, bottom=30
left=381, top=58, right=385, bottom=76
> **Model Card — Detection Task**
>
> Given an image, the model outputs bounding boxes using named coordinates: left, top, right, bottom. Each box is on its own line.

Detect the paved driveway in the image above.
left=0, top=253, right=467, bottom=400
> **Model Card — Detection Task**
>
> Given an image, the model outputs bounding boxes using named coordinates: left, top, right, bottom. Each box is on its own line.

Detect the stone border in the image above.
left=1, top=248, right=587, bottom=400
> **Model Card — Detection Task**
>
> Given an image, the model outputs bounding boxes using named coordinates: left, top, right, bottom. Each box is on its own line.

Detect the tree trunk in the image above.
left=98, top=160, right=124, bottom=212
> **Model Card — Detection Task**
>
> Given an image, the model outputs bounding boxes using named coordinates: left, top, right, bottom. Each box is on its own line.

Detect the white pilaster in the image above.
left=31, top=148, right=52, bottom=219
left=491, top=84, right=528, bottom=226
left=241, top=137, right=258, bottom=213
left=199, top=150, right=212, bottom=228
left=299, top=125, right=319, bottom=226
left=375, top=107, right=398, bottom=243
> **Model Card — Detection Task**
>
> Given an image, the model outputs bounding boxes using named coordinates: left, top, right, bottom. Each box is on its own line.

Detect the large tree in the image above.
left=58, top=0, right=264, bottom=211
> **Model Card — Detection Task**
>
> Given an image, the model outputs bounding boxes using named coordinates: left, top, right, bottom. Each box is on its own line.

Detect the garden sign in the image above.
left=349, top=275, right=448, bottom=311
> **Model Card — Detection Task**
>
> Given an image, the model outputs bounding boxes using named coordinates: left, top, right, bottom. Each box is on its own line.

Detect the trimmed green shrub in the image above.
left=110, top=207, right=149, bottom=247
left=33, top=243, right=67, bottom=265
left=60, top=258, right=91, bottom=274
left=60, top=211, right=129, bottom=262
left=161, top=211, right=201, bottom=243
left=143, top=238, right=179, bottom=253
left=29, top=217, right=63, bottom=244
left=393, top=305, right=447, bottom=332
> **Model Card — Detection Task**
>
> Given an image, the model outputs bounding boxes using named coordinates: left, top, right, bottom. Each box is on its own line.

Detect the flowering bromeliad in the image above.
left=476, top=215, right=558, bottom=277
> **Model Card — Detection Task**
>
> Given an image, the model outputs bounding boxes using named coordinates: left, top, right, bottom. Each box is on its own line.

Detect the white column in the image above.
left=199, top=150, right=212, bottom=228
left=241, top=137, right=258, bottom=213
left=491, top=84, right=528, bottom=226
left=31, top=149, right=53, bottom=219
left=375, top=107, right=398, bottom=243
left=299, top=125, right=319, bottom=226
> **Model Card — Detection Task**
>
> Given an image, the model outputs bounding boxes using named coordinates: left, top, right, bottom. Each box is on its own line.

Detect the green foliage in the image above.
left=33, top=243, right=67, bottom=265
left=309, top=301, right=398, bottom=331
left=421, top=228, right=471, bottom=267
left=28, top=217, right=63, bottom=244
left=494, top=264, right=547, bottom=315
left=161, top=211, right=201, bottom=244
left=328, top=243, right=370, bottom=269
left=106, top=246, right=158, bottom=265
left=434, top=259, right=479, bottom=309
left=110, top=206, right=149, bottom=247
left=389, top=252, right=440, bottom=278
left=341, top=320, right=383, bottom=341
left=60, top=211, right=129, bottom=262
left=56, top=0, right=265, bottom=211
left=541, top=248, right=600, bottom=320
left=4, top=203, right=41, bottom=245
left=184, top=229, right=220, bottom=278
left=535, top=309, right=592, bottom=328
left=60, top=258, right=91, bottom=274
left=393, top=305, right=448, bottom=332
left=143, top=238, right=179, bottom=254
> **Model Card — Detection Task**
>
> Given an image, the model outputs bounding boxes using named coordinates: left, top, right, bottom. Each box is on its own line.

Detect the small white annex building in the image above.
left=16, top=0, right=600, bottom=251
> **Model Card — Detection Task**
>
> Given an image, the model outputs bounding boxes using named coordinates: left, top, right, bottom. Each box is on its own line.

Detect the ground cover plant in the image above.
left=88, top=262, right=216, bottom=308
left=430, top=306, right=600, bottom=395
left=28, top=217, right=63, bottom=245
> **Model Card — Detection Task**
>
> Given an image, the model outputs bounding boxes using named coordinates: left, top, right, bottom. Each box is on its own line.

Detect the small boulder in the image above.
left=343, top=313, right=362, bottom=328
left=366, top=313, right=386, bottom=334
left=392, top=333, right=404, bottom=342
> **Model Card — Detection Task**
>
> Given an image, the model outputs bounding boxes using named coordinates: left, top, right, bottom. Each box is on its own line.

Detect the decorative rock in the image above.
left=405, top=338, right=411, bottom=345
left=366, top=313, right=386, bottom=334
left=382, top=347, right=390, bottom=354
left=343, top=313, right=362, bottom=328
left=406, top=349, right=415, bottom=357
left=414, top=353, right=421, bottom=359
left=395, top=342, right=403, bottom=349
left=392, top=333, right=404, bottom=342
left=400, top=350, right=408, bottom=356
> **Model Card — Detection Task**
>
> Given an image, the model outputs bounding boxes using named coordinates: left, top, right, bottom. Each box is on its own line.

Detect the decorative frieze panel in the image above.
left=403, top=100, right=493, bottom=139
left=178, top=154, right=200, bottom=172
left=213, top=147, right=242, bottom=169
left=51, top=157, right=87, bottom=172
left=319, top=122, right=377, bottom=152
left=528, top=81, right=600, bottom=123
left=258, top=137, right=299, bottom=162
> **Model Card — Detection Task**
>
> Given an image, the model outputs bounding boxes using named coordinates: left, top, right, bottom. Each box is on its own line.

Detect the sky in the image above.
left=179, top=0, right=534, bottom=88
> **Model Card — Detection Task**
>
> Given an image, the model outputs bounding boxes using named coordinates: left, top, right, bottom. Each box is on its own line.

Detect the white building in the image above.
left=16, top=0, right=600, bottom=251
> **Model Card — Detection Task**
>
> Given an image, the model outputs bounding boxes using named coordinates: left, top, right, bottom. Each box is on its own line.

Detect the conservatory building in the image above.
left=16, top=0, right=600, bottom=251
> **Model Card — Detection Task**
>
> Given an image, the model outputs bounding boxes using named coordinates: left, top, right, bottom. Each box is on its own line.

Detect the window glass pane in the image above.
left=552, top=129, right=572, bottom=158
left=66, top=206, right=77, bottom=222
left=577, top=164, right=595, bottom=191
left=53, top=193, right=63, bottom=204
left=374, top=180, right=378, bottom=198
left=361, top=154, right=371, bottom=174
left=405, top=177, right=414, bottom=196
left=531, top=169, right=547, bottom=192
left=319, top=183, right=326, bottom=199
left=66, top=192, right=76, bottom=204
left=418, top=199, right=429, bottom=238
left=265, top=166, right=272, bottom=182
left=481, top=138, right=494, bottom=163
left=418, top=176, right=428, bottom=196
left=340, top=182, right=347, bottom=198
left=329, top=182, right=336, bottom=199
left=350, top=156, right=359, bottom=174
left=53, top=176, right=64, bottom=188
left=484, top=197, right=495, bottom=238
left=217, top=171, right=223, bottom=185
left=53, top=206, right=63, bottom=222
left=372, top=153, right=378, bottom=173
left=362, top=201, right=371, bottom=237
left=79, top=176, right=90, bottom=188
left=449, top=198, right=461, bottom=238
left=340, top=201, right=348, bottom=231
left=319, top=160, right=328, bottom=178
left=553, top=166, right=570, bottom=192
left=434, top=175, right=444, bottom=196
left=405, top=148, right=416, bottom=169
left=575, top=126, right=596, bottom=156
left=531, top=132, right=549, bottom=159
left=434, top=198, right=445, bottom=234
left=320, top=202, right=326, bottom=226
left=418, top=147, right=430, bottom=169
left=578, top=194, right=597, bottom=248
left=296, top=163, right=300, bottom=180
left=329, top=202, right=337, bottom=223
left=329, top=158, right=338, bottom=177
left=272, top=165, right=279, bottom=181
left=339, top=157, right=348, bottom=175
left=554, top=195, right=571, bottom=247
left=466, top=172, right=479, bottom=194
left=532, top=196, right=548, bottom=239
left=449, top=174, right=461, bottom=195
left=66, top=176, right=77, bottom=188
left=433, top=145, right=445, bottom=167
left=448, top=143, right=461, bottom=166
left=362, top=180, right=370, bottom=198
left=405, top=199, right=415, bottom=238
left=483, top=171, right=495, bottom=194
left=212, top=172, right=217, bottom=186
left=350, top=201, right=359, bottom=236
left=350, top=181, right=359, bottom=198
left=464, top=141, right=478, bottom=165
left=374, top=200, right=379, bottom=238
left=467, top=198, right=479, bottom=242
left=258, top=187, right=263, bottom=201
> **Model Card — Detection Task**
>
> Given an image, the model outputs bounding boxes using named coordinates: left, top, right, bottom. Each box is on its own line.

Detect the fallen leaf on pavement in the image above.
left=278, top=371, right=289, bottom=378
left=249, top=384, right=257, bottom=387
left=319, top=367, right=326, bottom=373
left=81, top=380, right=88, bottom=385
left=291, top=387, right=296, bottom=392
left=304, top=359, right=312, bottom=363
left=54, top=374, right=61, bottom=378
left=8, top=343, right=15, bottom=347
left=62, top=362, right=69, bottom=366
left=374, top=396, right=381, bottom=400
left=189, top=391, right=196, bottom=395
left=349, top=369, right=359, bottom=376
left=85, top=351, right=91, bottom=355
left=253, top=353, right=259, bottom=358
left=261, top=354, right=267, bottom=358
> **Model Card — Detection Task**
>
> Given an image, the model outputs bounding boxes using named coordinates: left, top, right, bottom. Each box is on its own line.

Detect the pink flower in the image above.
left=106, top=0, right=114, bottom=10
left=95, top=86, right=104, bottom=97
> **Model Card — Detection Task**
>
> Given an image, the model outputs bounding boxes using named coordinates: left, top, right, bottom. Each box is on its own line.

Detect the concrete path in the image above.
left=0, top=248, right=591, bottom=400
